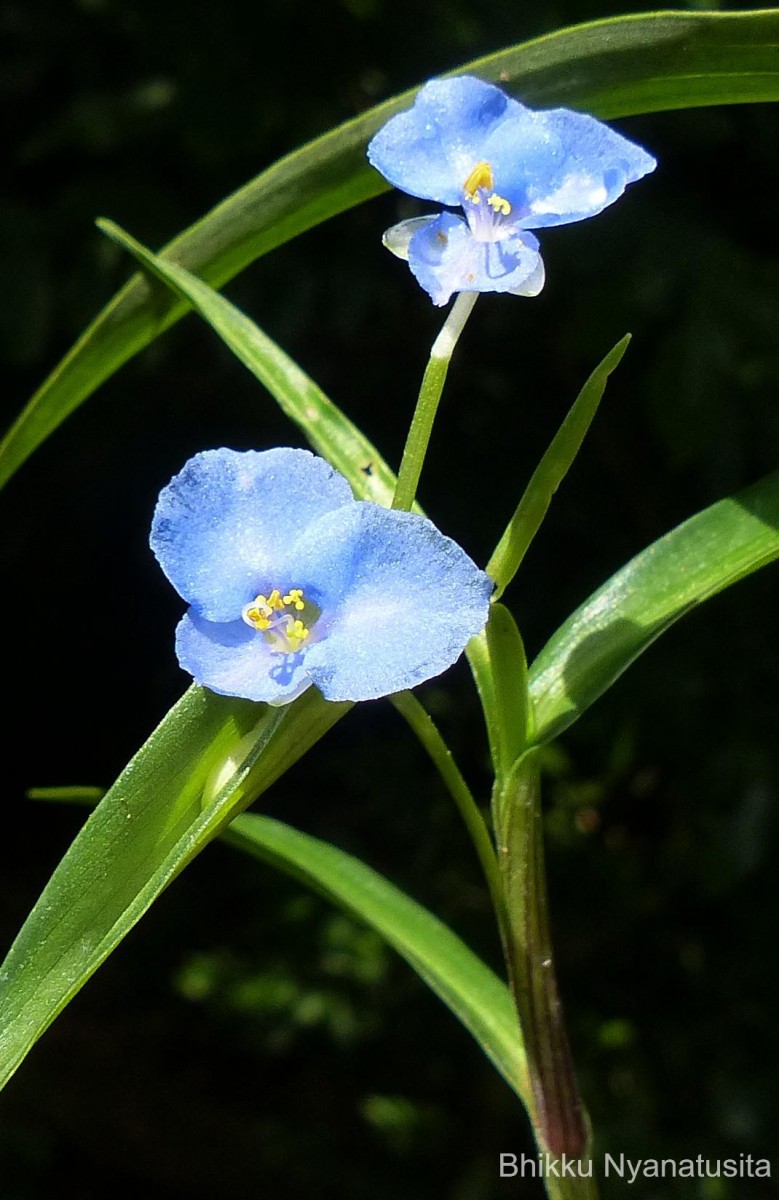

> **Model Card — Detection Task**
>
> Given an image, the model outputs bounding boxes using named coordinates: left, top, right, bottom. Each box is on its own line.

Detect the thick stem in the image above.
left=392, top=292, right=478, bottom=512
left=493, top=752, right=590, bottom=1169
left=534, top=1161, right=599, bottom=1200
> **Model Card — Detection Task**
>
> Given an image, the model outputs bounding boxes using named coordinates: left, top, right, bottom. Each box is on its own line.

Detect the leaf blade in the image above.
left=467, top=604, right=531, bottom=781
left=529, top=470, right=779, bottom=742
left=96, top=220, right=403, bottom=508
left=487, top=335, right=631, bottom=597
left=3, top=9, right=779, bottom=488
left=224, top=812, right=528, bottom=1103
left=0, top=687, right=349, bottom=1089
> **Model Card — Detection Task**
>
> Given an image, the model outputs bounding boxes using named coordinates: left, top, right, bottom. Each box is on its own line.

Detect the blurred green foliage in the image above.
left=1, top=0, right=777, bottom=1196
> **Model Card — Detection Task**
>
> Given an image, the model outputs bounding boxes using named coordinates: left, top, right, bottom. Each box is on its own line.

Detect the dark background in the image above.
left=2, top=1, right=778, bottom=1196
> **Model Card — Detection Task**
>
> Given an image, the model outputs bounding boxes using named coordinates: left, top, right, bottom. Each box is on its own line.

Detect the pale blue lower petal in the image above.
left=298, top=504, right=493, bottom=702
left=175, top=610, right=312, bottom=704
left=382, top=216, right=438, bottom=261
left=509, top=254, right=545, bottom=297
left=407, top=212, right=543, bottom=306
left=151, top=447, right=354, bottom=622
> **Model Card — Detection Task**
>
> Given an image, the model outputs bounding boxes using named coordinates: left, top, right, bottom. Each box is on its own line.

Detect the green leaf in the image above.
left=96, top=220, right=404, bottom=509
left=23, top=784, right=526, bottom=1104
left=223, top=812, right=528, bottom=1104
left=467, top=604, right=531, bottom=781
left=26, top=785, right=105, bottom=805
left=3, top=9, right=779, bottom=488
left=487, top=335, right=631, bottom=598
left=0, top=230, right=485, bottom=1095
left=529, top=470, right=779, bottom=742
left=0, top=687, right=349, bottom=1090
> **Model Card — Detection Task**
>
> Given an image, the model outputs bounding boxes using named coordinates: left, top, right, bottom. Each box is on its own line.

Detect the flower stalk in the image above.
left=390, top=690, right=504, bottom=925
left=392, top=291, right=477, bottom=512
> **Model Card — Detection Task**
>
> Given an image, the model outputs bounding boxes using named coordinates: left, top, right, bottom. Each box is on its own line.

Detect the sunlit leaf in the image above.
left=224, top=812, right=528, bottom=1103
left=467, top=604, right=530, bottom=780
left=3, top=10, right=778, bottom=487
left=487, top=336, right=630, bottom=598
left=529, top=470, right=779, bottom=742
left=96, top=220, right=404, bottom=509
left=0, top=687, right=349, bottom=1090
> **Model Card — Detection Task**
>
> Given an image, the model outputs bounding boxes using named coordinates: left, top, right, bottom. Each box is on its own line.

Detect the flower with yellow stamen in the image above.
left=368, top=75, right=655, bottom=305
left=151, top=447, right=492, bottom=704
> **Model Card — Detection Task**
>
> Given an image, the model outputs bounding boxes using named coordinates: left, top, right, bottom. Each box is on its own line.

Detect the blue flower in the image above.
left=367, top=76, right=656, bottom=306
left=151, top=447, right=493, bottom=704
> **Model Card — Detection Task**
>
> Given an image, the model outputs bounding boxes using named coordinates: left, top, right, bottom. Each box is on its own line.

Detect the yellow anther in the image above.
left=289, top=619, right=310, bottom=645
left=487, top=193, right=512, bottom=216
left=241, top=602, right=272, bottom=631
left=283, top=589, right=306, bottom=611
left=242, top=585, right=317, bottom=651
left=463, top=161, right=495, bottom=201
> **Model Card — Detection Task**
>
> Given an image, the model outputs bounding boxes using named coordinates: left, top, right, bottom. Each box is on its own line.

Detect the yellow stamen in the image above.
left=241, top=602, right=272, bottom=630
left=283, top=589, right=305, bottom=611
left=463, top=162, right=511, bottom=217
left=288, top=619, right=309, bottom=645
left=463, top=161, right=495, bottom=200
left=487, top=193, right=512, bottom=216
left=242, top=586, right=317, bottom=653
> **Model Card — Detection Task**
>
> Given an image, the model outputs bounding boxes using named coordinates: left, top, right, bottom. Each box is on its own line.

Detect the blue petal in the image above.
left=407, top=212, right=543, bottom=307
left=298, top=503, right=493, bottom=702
left=367, top=76, right=513, bottom=207
left=481, top=105, right=656, bottom=228
left=150, top=447, right=354, bottom=622
left=176, top=610, right=312, bottom=704
left=367, top=75, right=655, bottom=230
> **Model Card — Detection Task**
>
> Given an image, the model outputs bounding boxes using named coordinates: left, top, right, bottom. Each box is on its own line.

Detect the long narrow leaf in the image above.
left=0, top=688, right=349, bottom=1090
left=96, top=220, right=404, bottom=509
left=224, top=813, right=528, bottom=1103
left=2, top=9, right=778, bottom=488
left=0, top=236, right=443, bottom=1093
left=487, top=335, right=630, bottom=597
left=529, top=470, right=779, bottom=742
left=467, top=605, right=531, bottom=781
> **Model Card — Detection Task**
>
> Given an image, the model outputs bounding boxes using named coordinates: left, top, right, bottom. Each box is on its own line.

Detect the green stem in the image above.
left=466, top=609, right=595, bottom=1193
left=390, top=690, right=504, bottom=926
left=392, top=292, right=478, bottom=512
left=493, top=752, right=590, bottom=1172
